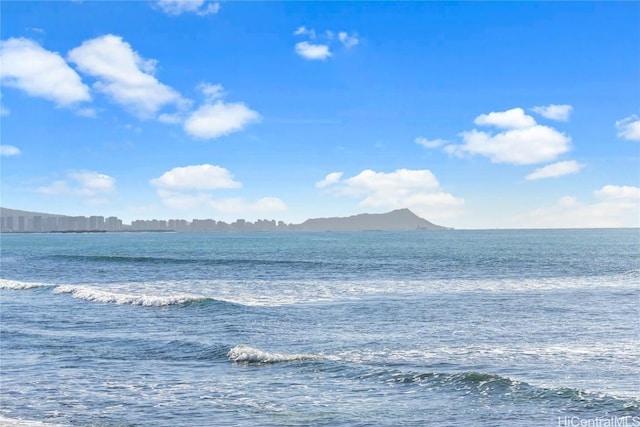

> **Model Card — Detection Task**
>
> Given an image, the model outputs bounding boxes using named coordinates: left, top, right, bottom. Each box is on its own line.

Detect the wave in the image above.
left=0, top=416, right=65, bottom=427
left=0, top=279, right=53, bottom=290
left=48, top=254, right=323, bottom=268
left=52, top=285, right=212, bottom=307
left=227, top=345, right=321, bottom=364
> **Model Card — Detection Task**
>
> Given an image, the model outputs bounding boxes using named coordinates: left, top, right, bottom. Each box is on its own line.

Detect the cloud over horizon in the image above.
left=317, top=168, right=465, bottom=220
left=151, top=164, right=286, bottom=215
left=37, top=170, right=116, bottom=205
left=513, top=185, right=640, bottom=228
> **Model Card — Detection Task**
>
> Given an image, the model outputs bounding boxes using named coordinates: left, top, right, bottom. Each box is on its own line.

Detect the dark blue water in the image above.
left=1, top=230, right=639, bottom=426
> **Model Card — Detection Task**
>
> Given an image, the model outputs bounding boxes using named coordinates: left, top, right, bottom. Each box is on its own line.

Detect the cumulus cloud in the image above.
left=0, top=145, right=21, bottom=156
left=531, top=104, right=573, bottom=122
left=415, top=136, right=446, bottom=149
left=156, top=0, right=220, bottom=16
left=449, top=108, right=571, bottom=164
left=294, top=26, right=359, bottom=60
left=294, top=41, right=331, bottom=61
left=315, top=172, right=343, bottom=188
left=474, top=108, right=536, bottom=129
left=150, top=164, right=241, bottom=190
left=68, top=34, right=183, bottom=118
left=0, top=37, right=91, bottom=107
left=183, top=101, right=261, bottom=139
left=525, top=160, right=584, bottom=181
left=513, top=185, right=640, bottom=228
left=318, top=168, right=465, bottom=220
left=151, top=164, right=286, bottom=214
left=154, top=82, right=259, bottom=140
left=37, top=170, right=116, bottom=204
left=616, top=115, right=640, bottom=141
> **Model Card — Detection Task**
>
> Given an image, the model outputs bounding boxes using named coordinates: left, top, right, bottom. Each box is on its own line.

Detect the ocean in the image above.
left=1, top=229, right=638, bottom=426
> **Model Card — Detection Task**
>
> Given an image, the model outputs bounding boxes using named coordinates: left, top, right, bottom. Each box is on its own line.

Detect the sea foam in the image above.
left=0, top=279, right=51, bottom=290
left=0, top=416, right=64, bottom=427
left=227, top=345, right=320, bottom=364
left=52, top=285, right=207, bottom=307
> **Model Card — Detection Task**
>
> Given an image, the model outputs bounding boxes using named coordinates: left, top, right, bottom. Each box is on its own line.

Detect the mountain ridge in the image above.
left=0, top=207, right=449, bottom=231
left=292, top=208, right=448, bottom=231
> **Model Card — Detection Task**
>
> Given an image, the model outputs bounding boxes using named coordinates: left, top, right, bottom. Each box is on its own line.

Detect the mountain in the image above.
left=0, top=207, right=449, bottom=232
left=291, top=209, right=448, bottom=231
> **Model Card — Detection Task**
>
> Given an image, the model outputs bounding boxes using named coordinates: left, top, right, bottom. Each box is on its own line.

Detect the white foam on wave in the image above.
left=52, top=285, right=206, bottom=307
left=227, top=344, right=321, bottom=364
left=0, top=416, right=65, bottom=427
left=0, top=279, right=51, bottom=290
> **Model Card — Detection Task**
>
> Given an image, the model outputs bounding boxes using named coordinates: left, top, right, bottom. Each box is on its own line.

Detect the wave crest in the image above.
left=0, top=279, right=52, bottom=290
left=227, top=345, right=320, bottom=364
left=52, top=285, right=208, bottom=307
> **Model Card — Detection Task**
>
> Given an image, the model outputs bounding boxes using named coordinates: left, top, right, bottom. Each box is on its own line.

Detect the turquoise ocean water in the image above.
left=1, top=230, right=639, bottom=426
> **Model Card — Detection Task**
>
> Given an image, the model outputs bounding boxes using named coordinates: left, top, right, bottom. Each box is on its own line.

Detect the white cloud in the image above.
left=156, top=0, right=220, bottom=16
left=338, top=31, right=359, bottom=48
left=150, top=164, right=241, bottom=190
left=531, top=104, right=573, bottom=122
left=295, top=41, right=331, bottom=61
left=67, top=171, right=116, bottom=195
left=0, top=37, right=90, bottom=107
left=513, top=185, right=640, bottom=228
left=594, top=184, right=640, bottom=201
left=315, top=172, right=343, bottom=188
left=453, top=107, right=571, bottom=164
left=198, top=82, right=225, bottom=101
left=0, top=145, right=21, bottom=156
left=319, top=168, right=465, bottom=220
left=0, top=105, right=9, bottom=116
left=67, top=34, right=183, bottom=118
left=616, top=114, right=640, bottom=141
left=183, top=101, right=260, bottom=139
left=474, top=107, right=536, bottom=129
left=37, top=170, right=116, bottom=199
left=294, top=26, right=316, bottom=38
left=293, top=26, right=359, bottom=61
left=152, top=164, right=286, bottom=215
left=415, top=136, right=446, bottom=149
left=525, top=160, right=584, bottom=181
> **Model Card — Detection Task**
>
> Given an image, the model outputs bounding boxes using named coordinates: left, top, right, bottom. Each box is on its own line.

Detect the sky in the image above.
left=1, top=1, right=639, bottom=229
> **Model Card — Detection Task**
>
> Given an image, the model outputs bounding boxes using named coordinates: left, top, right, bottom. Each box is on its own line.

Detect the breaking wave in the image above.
left=52, top=285, right=211, bottom=307
left=227, top=345, right=321, bottom=364
left=0, top=279, right=52, bottom=290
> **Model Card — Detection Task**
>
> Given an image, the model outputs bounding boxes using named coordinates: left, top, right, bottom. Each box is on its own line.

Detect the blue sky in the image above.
left=1, top=1, right=638, bottom=228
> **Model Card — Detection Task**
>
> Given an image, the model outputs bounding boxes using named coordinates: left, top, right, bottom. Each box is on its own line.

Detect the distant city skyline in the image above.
left=0, top=210, right=289, bottom=233
left=1, top=2, right=638, bottom=229
left=0, top=207, right=444, bottom=232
